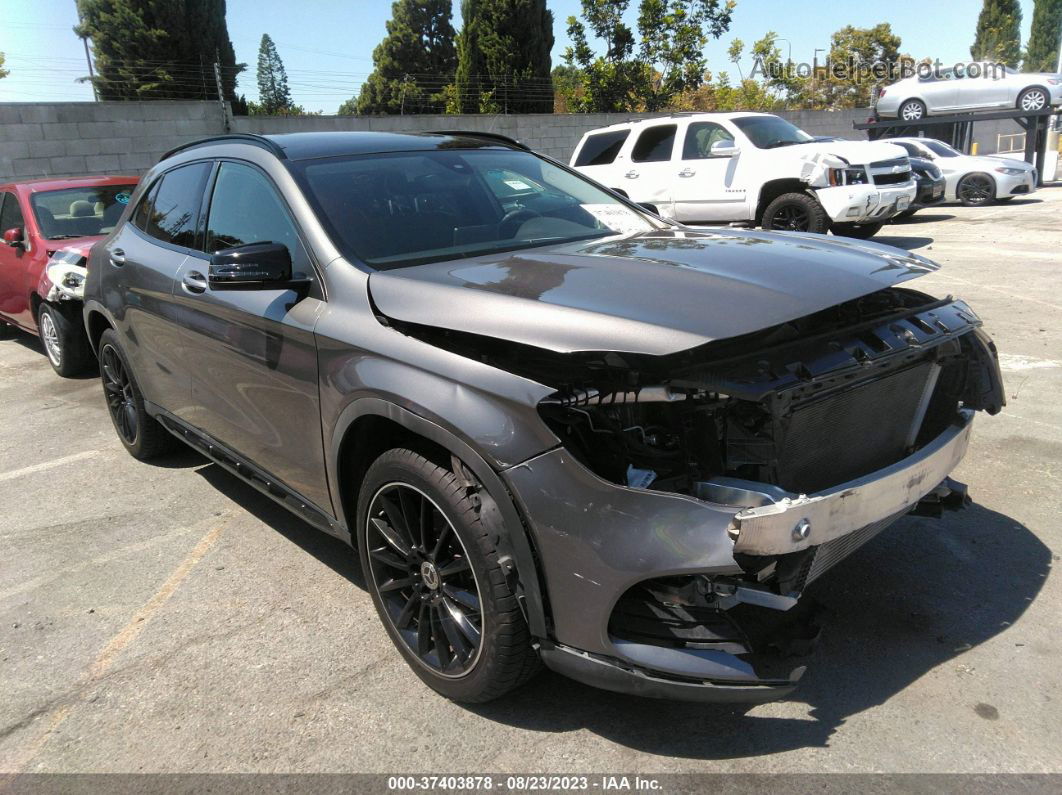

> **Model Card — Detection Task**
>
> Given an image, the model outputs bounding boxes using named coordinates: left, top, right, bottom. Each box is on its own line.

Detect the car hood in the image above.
left=782, top=139, right=908, bottom=165
left=941, top=154, right=1035, bottom=173
left=43, top=236, right=101, bottom=257
left=368, top=228, right=939, bottom=356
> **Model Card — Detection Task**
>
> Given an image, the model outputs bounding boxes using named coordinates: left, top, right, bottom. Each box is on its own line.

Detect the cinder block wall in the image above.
left=0, top=101, right=227, bottom=180
left=1, top=101, right=877, bottom=180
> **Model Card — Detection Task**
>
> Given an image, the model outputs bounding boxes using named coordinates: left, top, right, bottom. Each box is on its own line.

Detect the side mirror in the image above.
left=710, top=140, right=740, bottom=158
left=637, top=202, right=660, bottom=215
left=208, top=242, right=297, bottom=290
left=3, top=227, right=24, bottom=248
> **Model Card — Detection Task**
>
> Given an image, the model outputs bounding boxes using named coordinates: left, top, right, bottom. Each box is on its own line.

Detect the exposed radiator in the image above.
left=805, top=510, right=909, bottom=586
left=774, top=361, right=935, bottom=494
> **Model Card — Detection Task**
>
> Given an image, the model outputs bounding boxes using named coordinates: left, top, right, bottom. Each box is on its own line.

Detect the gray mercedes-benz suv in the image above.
left=83, top=131, right=1004, bottom=704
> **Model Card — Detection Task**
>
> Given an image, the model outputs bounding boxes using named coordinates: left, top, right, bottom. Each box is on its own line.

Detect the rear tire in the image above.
left=97, top=328, right=178, bottom=460
left=761, top=192, right=829, bottom=234
left=831, top=221, right=884, bottom=239
left=899, top=99, right=926, bottom=121
left=357, top=448, right=540, bottom=703
left=37, top=302, right=94, bottom=377
left=1017, top=87, right=1049, bottom=113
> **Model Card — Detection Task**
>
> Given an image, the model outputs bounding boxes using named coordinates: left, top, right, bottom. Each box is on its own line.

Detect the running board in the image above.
left=149, top=405, right=344, bottom=541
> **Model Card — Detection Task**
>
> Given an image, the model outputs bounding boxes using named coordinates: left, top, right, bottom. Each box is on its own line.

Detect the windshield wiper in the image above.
left=45, top=234, right=84, bottom=240
left=765, top=140, right=804, bottom=149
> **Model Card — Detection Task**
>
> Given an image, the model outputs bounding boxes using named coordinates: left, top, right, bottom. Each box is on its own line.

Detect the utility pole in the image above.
left=75, top=4, right=98, bottom=101
left=213, top=61, right=230, bottom=131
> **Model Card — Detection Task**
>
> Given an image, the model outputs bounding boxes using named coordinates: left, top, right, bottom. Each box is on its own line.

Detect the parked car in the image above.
left=875, top=64, right=1062, bottom=120
left=570, top=112, right=917, bottom=239
left=0, top=176, right=138, bottom=375
left=893, top=156, right=946, bottom=219
left=888, top=137, right=1038, bottom=206
left=83, top=132, right=1004, bottom=704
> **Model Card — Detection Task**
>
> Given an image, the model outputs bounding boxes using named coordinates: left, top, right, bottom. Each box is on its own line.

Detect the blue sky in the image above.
left=0, top=0, right=1042, bottom=112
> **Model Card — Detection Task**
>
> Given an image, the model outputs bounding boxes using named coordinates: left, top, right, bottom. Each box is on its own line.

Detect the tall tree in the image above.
left=564, top=0, right=734, bottom=112
left=0, top=52, right=8, bottom=80
left=349, top=0, right=456, bottom=115
left=970, top=0, right=1023, bottom=67
left=256, top=34, right=294, bottom=114
left=1024, top=0, right=1062, bottom=71
left=454, top=0, right=555, bottom=114
left=76, top=0, right=244, bottom=102
left=816, top=23, right=902, bottom=108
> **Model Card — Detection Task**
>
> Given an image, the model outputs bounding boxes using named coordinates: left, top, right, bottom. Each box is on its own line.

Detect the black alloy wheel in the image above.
left=101, top=342, right=138, bottom=445
left=768, top=204, right=811, bottom=231
left=957, top=173, right=995, bottom=206
left=365, top=481, right=484, bottom=677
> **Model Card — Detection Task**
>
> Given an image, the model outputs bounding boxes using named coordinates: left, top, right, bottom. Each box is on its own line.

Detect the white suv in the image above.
left=570, top=112, right=918, bottom=239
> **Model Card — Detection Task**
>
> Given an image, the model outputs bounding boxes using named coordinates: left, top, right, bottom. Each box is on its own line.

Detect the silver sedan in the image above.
left=876, top=65, right=1062, bottom=120
left=888, top=137, right=1038, bottom=205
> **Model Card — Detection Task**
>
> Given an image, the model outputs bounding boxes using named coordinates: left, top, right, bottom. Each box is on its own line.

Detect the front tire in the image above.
left=1017, top=87, right=1049, bottom=113
left=97, top=329, right=178, bottom=460
left=357, top=448, right=539, bottom=703
left=957, top=173, right=996, bottom=206
left=899, top=99, right=927, bottom=121
left=831, top=221, right=884, bottom=239
left=37, top=302, right=94, bottom=377
left=761, top=192, right=829, bottom=234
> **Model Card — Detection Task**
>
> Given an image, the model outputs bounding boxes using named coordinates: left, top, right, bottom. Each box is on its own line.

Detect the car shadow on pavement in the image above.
left=860, top=234, right=934, bottom=250
left=889, top=213, right=955, bottom=224
left=467, top=502, right=1050, bottom=759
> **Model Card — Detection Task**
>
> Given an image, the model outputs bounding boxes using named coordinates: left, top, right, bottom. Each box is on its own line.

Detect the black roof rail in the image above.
left=433, top=130, right=529, bottom=150
left=161, top=133, right=287, bottom=162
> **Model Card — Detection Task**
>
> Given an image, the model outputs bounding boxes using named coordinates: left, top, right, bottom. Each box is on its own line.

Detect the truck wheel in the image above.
left=38, top=302, right=94, bottom=378
left=761, top=193, right=829, bottom=234
left=357, top=448, right=540, bottom=703
left=831, top=221, right=884, bottom=239
left=957, top=173, right=996, bottom=206
left=97, top=329, right=178, bottom=460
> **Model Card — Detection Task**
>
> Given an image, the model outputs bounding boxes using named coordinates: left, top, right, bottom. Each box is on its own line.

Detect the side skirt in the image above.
left=147, top=403, right=348, bottom=543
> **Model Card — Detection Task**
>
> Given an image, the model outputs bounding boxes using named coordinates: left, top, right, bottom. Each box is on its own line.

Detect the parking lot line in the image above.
left=1, top=512, right=234, bottom=774
left=0, top=450, right=103, bottom=484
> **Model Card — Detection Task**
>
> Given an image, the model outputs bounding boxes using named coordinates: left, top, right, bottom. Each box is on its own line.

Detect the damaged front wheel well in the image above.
left=756, top=179, right=812, bottom=224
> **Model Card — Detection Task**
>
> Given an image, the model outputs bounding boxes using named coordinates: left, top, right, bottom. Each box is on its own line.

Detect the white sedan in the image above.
left=888, top=137, right=1038, bottom=206
left=876, top=65, right=1062, bottom=120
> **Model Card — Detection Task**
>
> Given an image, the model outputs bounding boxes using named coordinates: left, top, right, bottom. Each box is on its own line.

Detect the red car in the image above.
left=0, top=175, right=138, bottom=376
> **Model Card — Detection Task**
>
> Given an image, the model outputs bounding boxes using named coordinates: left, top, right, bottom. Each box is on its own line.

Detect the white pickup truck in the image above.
left=570, top=112, right=918, bottom=239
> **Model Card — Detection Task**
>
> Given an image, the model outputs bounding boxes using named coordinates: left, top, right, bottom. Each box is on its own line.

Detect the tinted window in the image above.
left=574, top=130, right=631, bottom=166
left=632, top=125, right=677, bottom=162
left=293, top=148, right=656, bottom=269
left=137, top=163, right=210, bottom=247
left=205, top=162, right=309, bottom=269
left=923, top=140, right=959, bottom=158
left=30, top=185, right=136, bottom=239
left=682, top=122, right=734, bottom=159
left=0, top=192, right=24, bottom=232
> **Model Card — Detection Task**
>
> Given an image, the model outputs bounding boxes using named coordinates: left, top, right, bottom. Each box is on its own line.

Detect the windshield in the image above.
left=292, top=148, right=658, bottom=269
left=31, top=185, right=136, bottom=240
left=732, top=115, right=814, bottom=149
left=922, top=140, right=960, bottom=158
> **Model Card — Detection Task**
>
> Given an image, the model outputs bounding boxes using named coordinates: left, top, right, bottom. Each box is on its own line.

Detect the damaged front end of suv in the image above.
left=372, top=229, right=1004, bottom=703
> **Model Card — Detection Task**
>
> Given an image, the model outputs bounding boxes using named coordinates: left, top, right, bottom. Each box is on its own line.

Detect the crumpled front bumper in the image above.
left=504, top=410, right=976, bottom=702
left=817, top=182, right=917, bottom=223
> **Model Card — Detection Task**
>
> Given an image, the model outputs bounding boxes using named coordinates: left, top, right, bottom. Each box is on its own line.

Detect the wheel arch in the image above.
left=755, top=178, right=812, bottom=224
left=958, top=170, right=997, bottom=200
left=84, top=305, right=115, bottom=355
left=331, top=397, right=549, bottom=639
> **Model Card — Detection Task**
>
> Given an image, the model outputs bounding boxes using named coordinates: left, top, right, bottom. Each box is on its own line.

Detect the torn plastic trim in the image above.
left=727, top=409, right=975, bottom=556
left=41, top=249, right=88, bottom=302
left=538, top=640, right=803, bottom=704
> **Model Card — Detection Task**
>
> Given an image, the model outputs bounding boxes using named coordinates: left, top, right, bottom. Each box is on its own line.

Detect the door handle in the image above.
left=109, top=248, right=126, bottom=267
left=624, top=170, right=639, bottom=179
left=678, top=168, right=696, bottom=178
left=182, top=270, right=208, bottom=294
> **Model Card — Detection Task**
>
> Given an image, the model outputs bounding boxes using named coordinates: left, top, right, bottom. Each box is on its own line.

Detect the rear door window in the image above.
left=574, top=130, right=631, bottom=166
left=135, top=163, right=211, bottom=248
left=631, top=125, right=677, bottom=163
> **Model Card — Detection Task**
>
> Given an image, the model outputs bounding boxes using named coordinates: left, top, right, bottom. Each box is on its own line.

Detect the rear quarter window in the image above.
left=574, top=130, right=631, bottom=166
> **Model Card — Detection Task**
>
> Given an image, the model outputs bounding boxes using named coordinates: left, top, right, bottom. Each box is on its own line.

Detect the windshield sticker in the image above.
left=581, top=203, right=647, bottom=235
left=115, top=192, right=130, bottom=205
left=502, top=179, right=533, bottom=191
